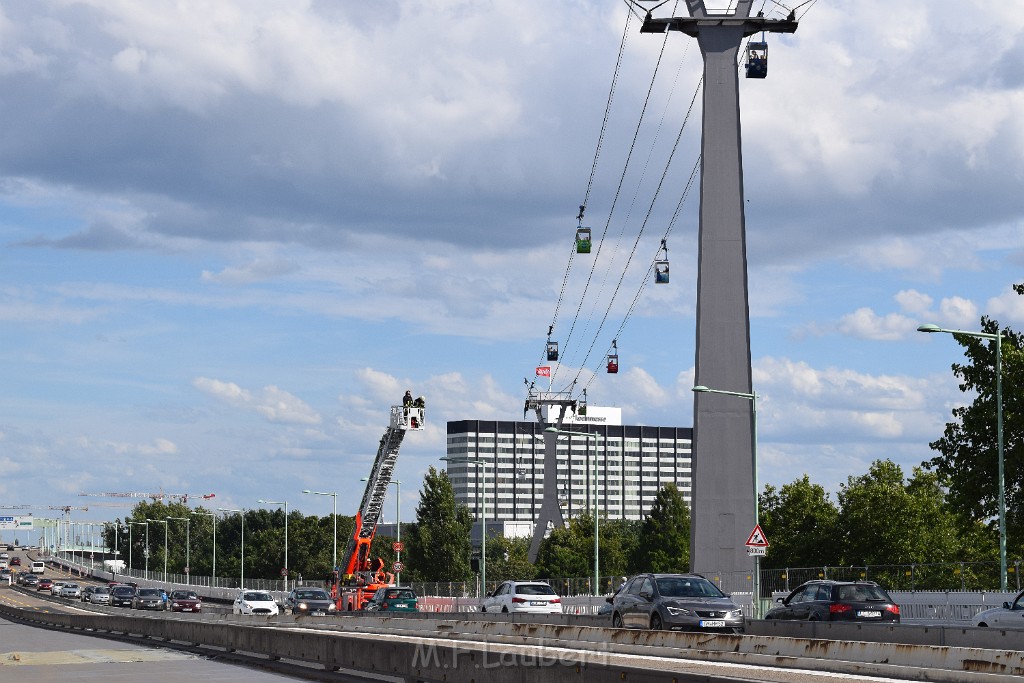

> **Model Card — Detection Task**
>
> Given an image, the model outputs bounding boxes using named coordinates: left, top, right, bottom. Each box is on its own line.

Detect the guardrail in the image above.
left=4, top=597, right=1024, bottom=682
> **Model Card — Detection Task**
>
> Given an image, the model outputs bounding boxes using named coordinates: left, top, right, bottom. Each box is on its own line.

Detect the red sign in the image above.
left=280, top=567, right=289, bottom=577
left=392, top=541, right=404, bottom=553
left=745, top=524, right=769, bottom=548
left=392, top=561, right=404, bottom=573
left=536, top=366, right=551, bottom=377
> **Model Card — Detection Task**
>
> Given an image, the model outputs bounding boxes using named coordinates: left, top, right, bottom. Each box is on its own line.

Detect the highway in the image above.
left=5, top=550, right=1024, bottom=682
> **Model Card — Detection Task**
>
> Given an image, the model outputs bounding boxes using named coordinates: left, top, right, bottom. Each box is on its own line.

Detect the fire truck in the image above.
left=333, top=399, right=423, bottom=610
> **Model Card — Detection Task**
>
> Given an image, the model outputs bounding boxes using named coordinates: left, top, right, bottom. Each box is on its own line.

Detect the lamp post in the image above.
left=257, top=499, right=289, bottom=592
left=218, top=508, right=245, bottom=588
left=693, top=385, right=760, bottom=615
left=918, top=323, right=1006, bottom=591
left=543, top=427, right=603, bottom=597
left=192, top=510, right=216, bottom=587
left=441, top=456, right=491, bottom=597
left=147, top=519, right=169, bottom=584
left=360, top=479, right=402, bottom=584
left=131, top=521, right=149, bottom=579
left=303, top=490, right=337, bottom=572
left=167, top=516, right=191, bottom=586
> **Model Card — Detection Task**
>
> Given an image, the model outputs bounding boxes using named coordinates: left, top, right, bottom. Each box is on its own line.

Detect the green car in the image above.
left=365, top=587, right=418, bottom=612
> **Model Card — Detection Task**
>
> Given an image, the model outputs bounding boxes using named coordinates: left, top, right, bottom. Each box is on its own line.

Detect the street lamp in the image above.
left=303, top=490, right=338, bottom=572
left=918, top=322, right=1006, bottom=591
left=218, top=508, right=245, bottom=588
left=693, top=384, right=761, bottom=615
left=257, top=499, right=289, bottom=592
left=167, top=516, right=191, bottom=586
left=543, top=427, right=603, bottom=597
left=441, top=456, right=492, bottom=597
left=192, top=510, right=216, bottom=586
left=131, top=521, right=149, bottom=579
left=360, top=479, right=402, bottom=584
left=147, top=519, right=169, bottom=584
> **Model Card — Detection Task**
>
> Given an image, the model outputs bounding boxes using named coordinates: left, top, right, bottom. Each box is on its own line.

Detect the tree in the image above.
left=404, top=466, right=473, bottom=582
left=759, top=475, right=839, bottom=569
left=631, top=483, right=690, bottom=573
left=484, top=535, right=536, bottom=584
left=925, top=300, right=1024, bottom=554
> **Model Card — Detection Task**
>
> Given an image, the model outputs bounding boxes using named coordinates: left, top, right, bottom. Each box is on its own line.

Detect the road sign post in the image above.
left=744, top=524, right=769, bottom=617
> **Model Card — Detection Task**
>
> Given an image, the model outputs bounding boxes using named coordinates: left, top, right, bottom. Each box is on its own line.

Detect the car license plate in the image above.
left=700, top=620, right=726, bottom=628
left=312, top=610, right=325, bottom=616
left=858, top=610, right=882, bottom=618
left=182, top=608, right=193, bottom=612
left=530, top=601, right=546, bottom=606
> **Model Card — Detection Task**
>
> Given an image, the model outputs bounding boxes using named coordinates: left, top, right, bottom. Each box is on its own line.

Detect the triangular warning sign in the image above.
left=745, top=524, right=769, bottom=547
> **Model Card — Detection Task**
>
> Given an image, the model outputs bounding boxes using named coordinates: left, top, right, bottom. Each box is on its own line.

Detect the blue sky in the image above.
left=1, top=0, right=1023, bottom=533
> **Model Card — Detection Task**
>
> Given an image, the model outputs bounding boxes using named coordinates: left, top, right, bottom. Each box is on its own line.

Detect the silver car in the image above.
left=610, top=573, right=744, bottom=633
left=973, top=590, right=1024, bottom=628
left=86, top=586, right=111, bottom=604
left=58, top=582, right=82, bottom=599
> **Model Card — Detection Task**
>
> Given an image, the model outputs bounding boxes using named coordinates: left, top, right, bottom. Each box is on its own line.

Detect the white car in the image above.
left=58, top=582, right=82, bottom=598
left=973, top=591, right=1024, bottom=628
left=481, top=581, right=562, bottom=614
left=50, top=580, right=67, bottom=595
left=233, top=590, right=280, bottom=616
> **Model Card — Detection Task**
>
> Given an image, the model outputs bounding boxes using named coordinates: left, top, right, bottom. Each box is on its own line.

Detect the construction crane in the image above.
left=332, top=396, right=424, bottom=611
left=79, top=491, right=216, bottom=503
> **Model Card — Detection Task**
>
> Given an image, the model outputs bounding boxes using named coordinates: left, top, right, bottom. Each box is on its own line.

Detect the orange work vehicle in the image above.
left=330, top=399, right=423, bottom=610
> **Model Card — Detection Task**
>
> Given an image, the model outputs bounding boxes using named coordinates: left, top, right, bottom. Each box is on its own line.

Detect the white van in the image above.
left=31, top=561, right=45, bottom=574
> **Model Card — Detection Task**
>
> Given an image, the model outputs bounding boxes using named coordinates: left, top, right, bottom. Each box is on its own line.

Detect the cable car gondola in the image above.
left=746, top=40, right=768, bottom=79
left=546, top=340, right=559, bottom=362
left=577, top=388, right=588, bottom=417
left=575, top=227, right=592, bottom=254
left=654, top=239, right=670, bottom=284
left=607, top=339, right=619, bottom=374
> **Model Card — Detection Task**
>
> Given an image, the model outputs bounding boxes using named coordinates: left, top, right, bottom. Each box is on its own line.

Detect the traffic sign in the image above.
left=280, top=567, right=289, bottom=577
left=746, top=547, right=767, bottom=556
left=392, top=561, right=404, bottom=573
left=393, top=541, right=404, bottom=553
left=745, top=524, right=769, bottom=548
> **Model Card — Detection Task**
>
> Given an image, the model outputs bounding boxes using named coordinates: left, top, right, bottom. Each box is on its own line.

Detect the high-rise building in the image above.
left=445, top=407, right=692, bottom=532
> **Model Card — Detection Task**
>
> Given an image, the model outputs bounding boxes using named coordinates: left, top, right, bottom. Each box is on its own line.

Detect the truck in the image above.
left=330, top=399, right=423, bottom=611
left=103, top=559, right=126, bottom=573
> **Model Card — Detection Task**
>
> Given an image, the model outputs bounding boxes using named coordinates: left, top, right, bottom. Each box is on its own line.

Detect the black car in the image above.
left=132, top=587, right=168, bottom=610
left=109, top=585, right=136, bottom=607
left=285, top=587, right=336, bottom=616
left=764, top=580, right=900, bottom=623
left=610, top=573, right=744, bottom=632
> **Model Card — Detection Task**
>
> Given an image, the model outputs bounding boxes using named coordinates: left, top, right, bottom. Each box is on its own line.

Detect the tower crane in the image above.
left=79, top=491, right=216, bottom=503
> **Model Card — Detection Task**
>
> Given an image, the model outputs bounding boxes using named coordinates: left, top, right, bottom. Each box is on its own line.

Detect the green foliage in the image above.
left=404, top=466, right=474, bottom=582
left=484, top=535, right=536, bottom=584
left=926, top=309, right=1024, bottom=554
left=759, top=475, right=839, bottom=568
left=631, top=483, right=690, bottom=573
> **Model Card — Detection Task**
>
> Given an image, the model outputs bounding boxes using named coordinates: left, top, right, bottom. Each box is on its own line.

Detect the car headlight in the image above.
left=298, top=602, right=308, bottom=610
left=328, top=603, right=337, bottom=611
left=665, top=606, right=693, bottom=616
left=728, top=609, right=743, bottom=619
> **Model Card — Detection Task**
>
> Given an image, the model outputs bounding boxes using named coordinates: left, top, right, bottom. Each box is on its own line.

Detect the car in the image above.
left=764, top=580, right=900, bottom=623
left=21, top=574, right=39, bottom=587
left=36, top=578, right=53, bottom=592
left=85, top=586, right=111, bottom=605
left=57, top=582, right=82, bottom=599
left=233, top=590, right=280, bottom=616
left=50, top=580, right=67, bottom=595
left=481, top=581, right=562, bottom=614
left=285, top=587, right=336, bottom=616
left=9, top=557, right=20, bottom=566
left=972, top=590, right=1024, bottom=628
left=610, top=573, right=744, bottom=632
left=365, top=586, right=418, bottom=612
left=132, top=587, right=168, bottom=610
left=109, top=585, right=137, bottom=607
left=168, top=590, right=202, bottom=613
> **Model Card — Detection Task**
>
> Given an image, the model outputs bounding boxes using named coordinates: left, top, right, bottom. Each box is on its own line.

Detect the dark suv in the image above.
left=764, top=580, right=900, bottom=623
left=109, top=585, right=137, bottom=607
left=610, top=573, right=744, bottom=632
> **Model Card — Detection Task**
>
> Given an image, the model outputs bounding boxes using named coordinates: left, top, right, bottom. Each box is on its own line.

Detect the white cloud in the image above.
left=895, top=289, right=933, bottom=315
left=937, top=296, right=979, bottom=329
left=837, top=307, right=915, bottom=341
left=192, top=377, right=321, bottom=425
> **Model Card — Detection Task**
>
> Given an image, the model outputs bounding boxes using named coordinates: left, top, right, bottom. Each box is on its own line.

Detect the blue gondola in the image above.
left=654, top=239, right=670, bottom=284
left=746, top=41, right=768, bottom=79
left=576, top=227, right=592, bottom=254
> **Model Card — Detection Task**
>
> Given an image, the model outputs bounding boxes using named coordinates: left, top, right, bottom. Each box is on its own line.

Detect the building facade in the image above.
left=445, top=407, right=692, bottom=528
